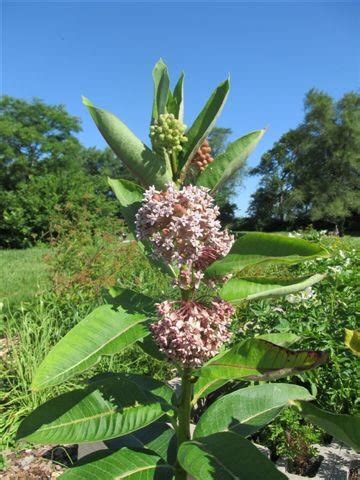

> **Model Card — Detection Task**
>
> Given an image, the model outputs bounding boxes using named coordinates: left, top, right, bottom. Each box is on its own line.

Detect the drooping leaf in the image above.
left=206, top=232, right=329, bottom=277
left=108, top=177, right=143, bottom=235
left=194, top=383, right=313, bottom=438
left=344, top=328, right=360, bottom=356
left=152, top=59, right=170, bottom=123
left=32, top=295, right=154, bottom=390
left=294, top=401, right=360, bottom=452
left=219, top=274, right=326, bottom=304
left=18, top=375, right=172, bottom=445
left=178, top=432, right=286, bottom=480
left=256, top=332, right=300, bottom=348
left=105, top=422, right=177, bottom=465
left=179, top=78, right=230, bottom=176
left=196, top=129, right=265, bottom=192
left=82, top=96, right=171, bottom=188
left=199, top=338, right=328, bottom=382
left=60, top=447, right=174, bottom=479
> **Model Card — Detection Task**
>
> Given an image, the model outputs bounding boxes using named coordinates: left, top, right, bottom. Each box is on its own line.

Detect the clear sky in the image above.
left=2, top=1, right=359, bottom=214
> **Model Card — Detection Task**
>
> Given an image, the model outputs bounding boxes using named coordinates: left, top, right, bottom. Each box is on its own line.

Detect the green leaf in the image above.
left=105, top=422, right=176, bottom=465
left=294, top=401, right=360, bottom=451
left=344, top=328, right=360, bottom=356
left=152, top=59, right=170, bottom=123
left=172, top=72, right=184, bottom=121
left=60, top=447, right=174, bottom=479
left=196, top=129, right=265, bottom=192
left=17, top=375, right=172, bottom=445
left=178, top=432, right=286, bottom=480
left=108, top=177, right=143, bottom=235
left=179, top=78, right=230, bottom=175
left=192, top=376, right=228, bottom=405
left=32, top=297, right=153, bottom=390
left=199, top=338, right=328, bottom=383
left=194, top=383, right=313, bottom=438
left=220, top=273, right=326, bottom=304
left=256, top=332, right=300, bottom=348
left=206, top=232, right=329, bottom=277
left=82, top=96, right=171, bottom=188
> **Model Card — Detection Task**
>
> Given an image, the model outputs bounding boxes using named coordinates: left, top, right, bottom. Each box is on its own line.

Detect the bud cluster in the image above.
left=150, top=113, right=187, bottom=155
left=135, top=184, right=234, bottom=277
left=151, top=299, right=235, bottom=367
left=192, top=139, right=214, bottom=171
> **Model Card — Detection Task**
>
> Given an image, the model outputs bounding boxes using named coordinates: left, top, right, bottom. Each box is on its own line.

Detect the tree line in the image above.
left=247, top=89, right=360, bottom=234
left=1, top=89, right=358, bottom=248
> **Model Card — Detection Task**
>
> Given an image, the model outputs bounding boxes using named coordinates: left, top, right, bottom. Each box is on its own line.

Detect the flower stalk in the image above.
left=175, top=367, right=193, bottom=480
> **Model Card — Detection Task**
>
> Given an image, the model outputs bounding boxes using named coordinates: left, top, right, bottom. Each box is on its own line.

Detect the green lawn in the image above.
left=0, top=247, right=50, bottom=306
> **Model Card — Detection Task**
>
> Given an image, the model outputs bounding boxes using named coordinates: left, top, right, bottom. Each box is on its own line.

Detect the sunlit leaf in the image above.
left=220, top=274, right=326, bottom=304
left=206, top=232, right=329, bottom=277
left=18, top=375, right=172, bottom=445
left=82, top=96, right=171, bottom=188
left=197, top=129, right=265, bottom=192
left=194, top=383, right=313, bottom=438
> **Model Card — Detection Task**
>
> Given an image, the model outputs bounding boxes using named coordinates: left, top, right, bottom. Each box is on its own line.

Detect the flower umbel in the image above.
left=151, top=299, right=235, bottom=367
left=135, top=184, right=234, bottom=275
left=150, top=113, right=187, bottom=155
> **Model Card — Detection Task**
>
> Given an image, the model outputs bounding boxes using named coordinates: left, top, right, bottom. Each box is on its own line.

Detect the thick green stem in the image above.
left=175, top=367, right=193, bottom=480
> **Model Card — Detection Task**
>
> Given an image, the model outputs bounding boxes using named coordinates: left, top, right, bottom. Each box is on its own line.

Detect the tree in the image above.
left=249, top=89, right=360, bottom=232
left=0, top=96, right=126, bottom=247
left=0, top=96, right=82, bottom=190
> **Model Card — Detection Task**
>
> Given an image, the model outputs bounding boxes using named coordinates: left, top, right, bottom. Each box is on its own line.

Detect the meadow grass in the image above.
left=0, top=247, right=50, bottom=307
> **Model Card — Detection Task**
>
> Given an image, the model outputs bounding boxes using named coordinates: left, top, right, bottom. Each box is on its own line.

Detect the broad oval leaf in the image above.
left=60, top=447, right=174, bottom=479
left=206, top=232, right=329, bottom=277
left=82, top=97, right=172, bottom=188
left=256, top=332, right=300, bottom=348
left=220, top=273, right=326, bottom=304
left=179, top=78, right=230, bottom=177
left=17, top=375, right=172, bottom=445
left=196, top=129, right=265, bottom=193
left=32, top=296, right=153, bottom=390
left=194, top=383, right=313, bottom=438
left=294, top=401, right=360, bottom=452
left=199, top=338, right=328, bottom=382
left=178, top=432, right=286, bottom=480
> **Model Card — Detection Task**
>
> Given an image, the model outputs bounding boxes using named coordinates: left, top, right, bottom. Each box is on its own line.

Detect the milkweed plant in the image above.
left=17, top=60, right=360, bottom=479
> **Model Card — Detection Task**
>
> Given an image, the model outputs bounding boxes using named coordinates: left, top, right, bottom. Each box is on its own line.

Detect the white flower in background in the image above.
left=286, top=287, right=316, bottom=304
left=328, top=265, right=343, bottom=275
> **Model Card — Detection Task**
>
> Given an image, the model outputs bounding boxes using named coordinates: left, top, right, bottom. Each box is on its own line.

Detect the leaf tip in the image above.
left=81, top=95, right=93, bottom=108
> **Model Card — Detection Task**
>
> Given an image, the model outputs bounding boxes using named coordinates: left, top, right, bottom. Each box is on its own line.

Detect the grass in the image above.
left=0, top=247, right=50, bottom=306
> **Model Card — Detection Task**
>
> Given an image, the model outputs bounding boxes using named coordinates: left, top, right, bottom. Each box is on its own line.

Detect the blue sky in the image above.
left=3, top=1, right=359, bottom=214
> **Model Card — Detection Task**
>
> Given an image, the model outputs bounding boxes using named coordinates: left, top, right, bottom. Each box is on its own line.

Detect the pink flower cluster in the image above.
left=135, top=184, right=234, bottom=287
left=151, top=299, right=235, bottom=367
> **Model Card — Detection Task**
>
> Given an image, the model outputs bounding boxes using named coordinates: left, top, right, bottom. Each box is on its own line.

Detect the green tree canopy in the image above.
left=248, top=89, right=360, bottom=232
left=0, top=96, right=83, bottom=190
